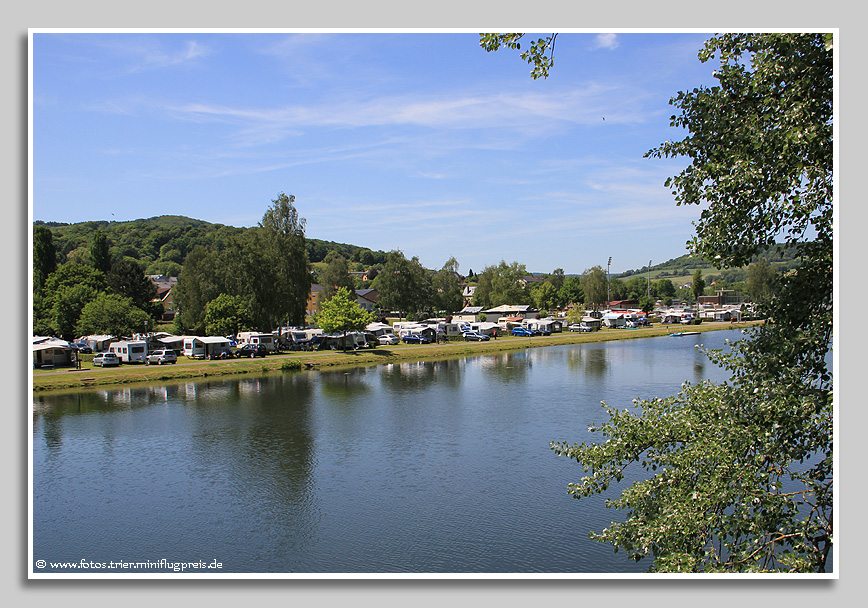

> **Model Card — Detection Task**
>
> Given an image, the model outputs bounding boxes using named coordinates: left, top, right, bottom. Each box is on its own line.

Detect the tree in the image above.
left=33, top=225, right=57, bottom=291
left=372, top=250, right=432, bottom=318
left=545, top=33, right=833, bottom=572
left=107, top=258, right=157, bottom=315
left=744, top=258, right=780, bottom=307
left=431, top=257, right=464, bottom=314
left=50, top=283, right=99, bottom=341
left=691, top=269, right=706, bottom=304
left=531, top=281, right=559, bottom=312
left=204, top=294, right=250, bottom=337
left=472, top=261, right=530, bottom=308
left=480, top=33, right=558, bottom=80
left=318, top=255, right=356, bottom=302
left=257, top=192, right=312, bottom=327
left=314, top=287, right=374, bottom=350
left=90, top=230, right=112, bottom=274
left=558, top=275, right=584, bottom=308
left=76, top=293, right=152, bottom=338
left=582, top=266, right=608, bottom=311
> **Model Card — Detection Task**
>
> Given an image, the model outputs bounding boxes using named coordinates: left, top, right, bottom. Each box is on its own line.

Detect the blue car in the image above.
left=402, top=334, right=430, bottom=344
left=511, top=327, right=535, bottom=337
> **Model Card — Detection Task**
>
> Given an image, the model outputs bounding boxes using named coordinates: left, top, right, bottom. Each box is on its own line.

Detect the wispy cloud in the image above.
left=594, top=33, right=620, bottom=50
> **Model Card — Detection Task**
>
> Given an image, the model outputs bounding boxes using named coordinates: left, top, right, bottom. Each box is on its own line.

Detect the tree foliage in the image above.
left=33, top=225, right=57, bottom=291
left=76, top=293, right=152, bottom=338
left=480, top=33, right=558, bottom=80
left=547, top=33, right=833, bottom=572
left=431, top=257, right=464, bottom=314
left=318, top=254, right=356, bottom=302
left=371, top=250, right=432, bottom=317
left=582, top=266, right=608, bottom=310
left=471, top=260, right=530, bottom=308
left=314, top=287, right=374, bottom=340
left=204, top=293, right=250, bottom=337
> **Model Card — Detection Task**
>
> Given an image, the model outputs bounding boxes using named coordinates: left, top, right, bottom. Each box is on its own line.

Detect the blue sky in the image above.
left=31, top=30, right=722, bottom=275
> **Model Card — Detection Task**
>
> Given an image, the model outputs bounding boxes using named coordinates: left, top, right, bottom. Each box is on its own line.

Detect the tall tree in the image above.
left=691, top=269, right=706, bottom=303
left=744, top=258, right=780, bottom=307
left=431, top=257, right=464, bottom=314
left=90, top=230, right=112, bottom=274
left=581, top=266, right=608, bottom=311
left=372, top=250, right=432, bottom=318
left=551, top=33, right=833, bottom=572
left=318, top=254, right=355, bottom=302
left=33, top=225, right=57, bottom=291
left=472, top=261, right=529, bottom=308
left=258, top=192, right=312, bottom=327
left=107, top=258, right=157, bottom=314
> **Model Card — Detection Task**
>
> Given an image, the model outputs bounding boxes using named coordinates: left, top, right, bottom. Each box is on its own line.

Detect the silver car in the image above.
left=92, top=352, right=120, bottom=367
left=147, top=349, right=178, bottom=365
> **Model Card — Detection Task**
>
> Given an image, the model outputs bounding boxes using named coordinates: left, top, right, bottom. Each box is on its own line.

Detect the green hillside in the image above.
left=35, top=216, right=389, bottom=277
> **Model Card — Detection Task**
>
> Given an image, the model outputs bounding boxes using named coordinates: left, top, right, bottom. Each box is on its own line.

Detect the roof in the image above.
left=482, top=304, right=534, bottom=313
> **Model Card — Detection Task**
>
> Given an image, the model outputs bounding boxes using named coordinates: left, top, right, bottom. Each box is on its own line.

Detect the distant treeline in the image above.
left=35, top=216, right=390, bottom=277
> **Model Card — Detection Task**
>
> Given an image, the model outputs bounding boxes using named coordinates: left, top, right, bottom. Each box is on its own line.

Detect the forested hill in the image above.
left=615, top=244, right=804, bottom=284
left=34, top=216, right=390, bottom=277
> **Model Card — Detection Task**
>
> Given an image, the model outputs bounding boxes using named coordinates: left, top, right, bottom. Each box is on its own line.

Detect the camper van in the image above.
left=108, top=340, right=148, bottom=364
left=236, top=332, right=277, bottom=352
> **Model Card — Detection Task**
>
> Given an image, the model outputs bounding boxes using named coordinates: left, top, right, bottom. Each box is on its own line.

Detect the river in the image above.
left=32, top=329, right=744, bottom=574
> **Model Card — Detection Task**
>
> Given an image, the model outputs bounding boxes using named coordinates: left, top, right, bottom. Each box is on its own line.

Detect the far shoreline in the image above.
left=32, top=322, right=757, bottom=395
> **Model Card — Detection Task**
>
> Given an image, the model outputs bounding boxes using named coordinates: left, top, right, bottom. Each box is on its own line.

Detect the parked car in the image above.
left=92, top=352, right=120, bottom=367
left=378, top=334, right=401, bottom=345
left=511, top=327, right=535, bottom=337
left=568, top=324, right=593, bottom=333
left=236, top=344, right=268, bottom=358
left=401, top=333, right=430, bottom=344
left=147, top=350, right=178, bottom=365
left=462, top=331, right=490, bottom=341
left=72, top=342, right=93, bottom=354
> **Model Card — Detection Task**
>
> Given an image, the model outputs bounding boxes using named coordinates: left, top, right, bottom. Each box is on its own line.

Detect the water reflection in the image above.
left=33, top=330, right=750, bottom=573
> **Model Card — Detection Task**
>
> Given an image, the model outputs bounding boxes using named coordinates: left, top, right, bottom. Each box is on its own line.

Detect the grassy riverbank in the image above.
left=32, top=322, right=756, bottom=393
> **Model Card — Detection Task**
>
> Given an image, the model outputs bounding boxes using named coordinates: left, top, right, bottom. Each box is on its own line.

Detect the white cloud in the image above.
left=594, top=33, right=619, bottom=50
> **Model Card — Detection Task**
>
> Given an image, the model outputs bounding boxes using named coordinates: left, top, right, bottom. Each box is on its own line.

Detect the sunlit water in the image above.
left=33, top=330, right=746, bottom=573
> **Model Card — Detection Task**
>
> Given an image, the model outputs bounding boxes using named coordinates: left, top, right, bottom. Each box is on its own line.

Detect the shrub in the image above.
left=280, top=359, right=302, bottom=372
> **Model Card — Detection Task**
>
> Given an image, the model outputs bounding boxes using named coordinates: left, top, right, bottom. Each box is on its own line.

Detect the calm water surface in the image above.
left=33, top=330, right=743, bottom=573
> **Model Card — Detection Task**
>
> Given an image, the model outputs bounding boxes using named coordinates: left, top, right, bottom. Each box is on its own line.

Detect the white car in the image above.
left=377, top=334, right=401, bottom=345
left=147, top=349, right=178, bottom=365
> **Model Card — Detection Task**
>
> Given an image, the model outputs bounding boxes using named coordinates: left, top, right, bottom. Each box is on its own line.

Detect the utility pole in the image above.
left=607, top=256, right=612, bottom=310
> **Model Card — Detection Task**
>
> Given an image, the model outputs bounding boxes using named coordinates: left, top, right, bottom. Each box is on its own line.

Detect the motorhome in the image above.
left=236, top=332, right=277, bottom=352
left=108, top=340, right=148, bottom=364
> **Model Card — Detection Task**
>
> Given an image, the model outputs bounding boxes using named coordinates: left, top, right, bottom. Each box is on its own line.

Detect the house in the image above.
left=482, top=304, right=539, bottom=323
left=462, top=285, right=476, bottom=306
left=306, top=283, right=324, bottom=316
left=149, top=275, right=178, bottom=321
left=698, top=290, right=744, bottom=306
left=355, top=289, right=378, bottom=312
left=452, top=306, right=484, bottom=323
left=32, top=337, right=76, bottom=369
